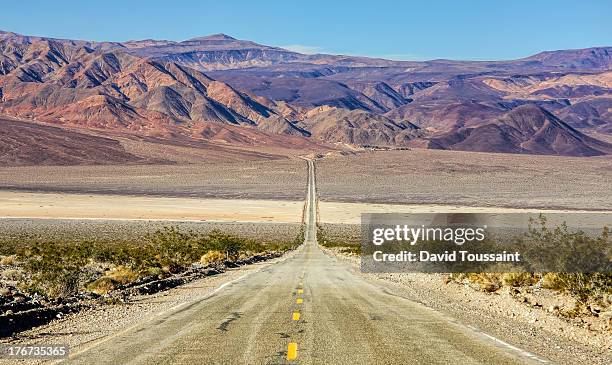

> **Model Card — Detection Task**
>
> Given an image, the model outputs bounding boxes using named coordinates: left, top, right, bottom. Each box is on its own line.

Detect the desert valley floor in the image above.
left=0, top=149, right=610, bottom=218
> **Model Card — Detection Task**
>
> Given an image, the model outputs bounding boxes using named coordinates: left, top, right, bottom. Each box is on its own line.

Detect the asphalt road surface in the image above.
left=60, top=159, right=547, bottom=364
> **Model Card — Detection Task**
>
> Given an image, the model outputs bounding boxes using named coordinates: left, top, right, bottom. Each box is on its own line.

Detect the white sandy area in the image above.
left=318, top=201, right=611, bottom=224
left=0, top=191, right=303, bottom=223
left=0, top=191, right=609, bottom=225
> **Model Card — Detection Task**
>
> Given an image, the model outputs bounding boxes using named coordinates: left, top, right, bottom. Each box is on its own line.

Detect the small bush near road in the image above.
left=200, top=251, right=226, bottom=265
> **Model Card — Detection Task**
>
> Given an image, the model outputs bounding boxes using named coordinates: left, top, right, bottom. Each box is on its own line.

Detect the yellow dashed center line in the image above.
left=287, top=342, right=298, bottom=360
left=287, top=282, right=304, bottom=361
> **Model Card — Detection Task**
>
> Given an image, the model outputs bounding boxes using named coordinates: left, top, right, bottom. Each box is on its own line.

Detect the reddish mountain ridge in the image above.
left=0, top=35, right=307, bottom=141
left=0, top=30, right=611, bottom=163
left=427, top=105, right=612, bottom=156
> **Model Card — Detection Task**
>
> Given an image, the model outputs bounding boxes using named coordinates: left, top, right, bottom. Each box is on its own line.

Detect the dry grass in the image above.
left=0, top=255, right=15, bottom=265
left=502, top=272, right=536, bottom=287
left=86, top=277, right=117, bottom=295
left=1, top=269, right=22, bottom=281
left=450, top=272, right=537, bottom=292
left=200, top=251, right=225, bottom=265
left=86, top=266, right=139, bottom=294
left=105, top=266, right=139, bottom=284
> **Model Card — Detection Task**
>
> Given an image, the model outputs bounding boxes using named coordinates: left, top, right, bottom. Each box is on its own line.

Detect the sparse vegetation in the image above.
left=317, top=225, right=361, bottom=255
left=540, top=273, right=612, bottom=302
left=449, top=217, right=611, bottom=305
left=449, top=272, right=538, bottom=293
left=0, top=226, right=299, bottom=298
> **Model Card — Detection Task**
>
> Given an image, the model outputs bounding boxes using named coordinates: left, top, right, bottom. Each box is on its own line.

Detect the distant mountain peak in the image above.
left=522, top=46, right=612, bottom=69
left=0, top=30, right=22, bottom=39
left=186, top=33, right=237, bottom=42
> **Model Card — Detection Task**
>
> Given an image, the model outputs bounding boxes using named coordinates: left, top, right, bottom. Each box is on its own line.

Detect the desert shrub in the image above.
left=1, top=269, right=23, bottom=281
left=541, top=272, right=563, bottom=290
left=541, top=272, right=612, bottom=302
left=19, top=241, right=92, bottom=298
left=519, top=216, right=611, bottom=302
left=105, top=266, right=138, bottom=284
left=520, top=215, right=611, bottom=273
left=0, top=255, right=16, bottom=265
left=85, top=266, right=138, bottom=295
left=238, top=251, right=253, bottom=260
left=294, top=225, right=305, bottom=246
left=450, top=272, right=535, bottom=292
left=448, top=217, right=611, bottom=303
left=146, top=227, right=201, bottom=272
left=502, top=272, right=537, bottom=287
left=339, top=247, right=361, bottom=255
left=144, top=266, right=164, bottom=278
left=86, top=277, right=117, bottom=295
left=201, top=250, right=225, bottom=265
left=206, top=229, right=249, bottom=260
left=467, top=273, right=503, bottom=292
left=316, top=225, right=325, bottom=244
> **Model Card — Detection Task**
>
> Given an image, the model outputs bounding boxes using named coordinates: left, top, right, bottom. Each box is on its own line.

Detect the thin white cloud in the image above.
left=280, top=44, right=324, bottom=54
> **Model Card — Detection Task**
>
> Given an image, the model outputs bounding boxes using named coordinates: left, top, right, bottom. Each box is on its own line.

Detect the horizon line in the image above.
left=1, top=28, right=610, bottom=64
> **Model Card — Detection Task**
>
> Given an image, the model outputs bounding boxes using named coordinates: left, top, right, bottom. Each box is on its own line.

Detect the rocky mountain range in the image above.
left=0, top=30, right=611, bottom=164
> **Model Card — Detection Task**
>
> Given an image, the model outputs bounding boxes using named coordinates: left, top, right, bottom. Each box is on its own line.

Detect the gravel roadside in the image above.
left=322, top=248, right=612, bottom=365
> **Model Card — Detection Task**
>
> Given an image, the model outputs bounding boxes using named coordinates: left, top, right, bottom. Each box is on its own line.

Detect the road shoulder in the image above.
left=321, top=248, right=612, bottom=365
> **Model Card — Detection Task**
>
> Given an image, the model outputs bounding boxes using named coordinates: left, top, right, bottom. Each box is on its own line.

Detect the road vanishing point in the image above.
left=61, top=158, right=547, bottom=364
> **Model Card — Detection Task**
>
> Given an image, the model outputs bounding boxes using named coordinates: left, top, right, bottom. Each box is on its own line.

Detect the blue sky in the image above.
left=1, top=0, right=610, bottom=60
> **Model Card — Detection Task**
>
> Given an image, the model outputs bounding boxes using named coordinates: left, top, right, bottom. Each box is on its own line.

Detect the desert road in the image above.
left=58, top=159, right=547, bottom=365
